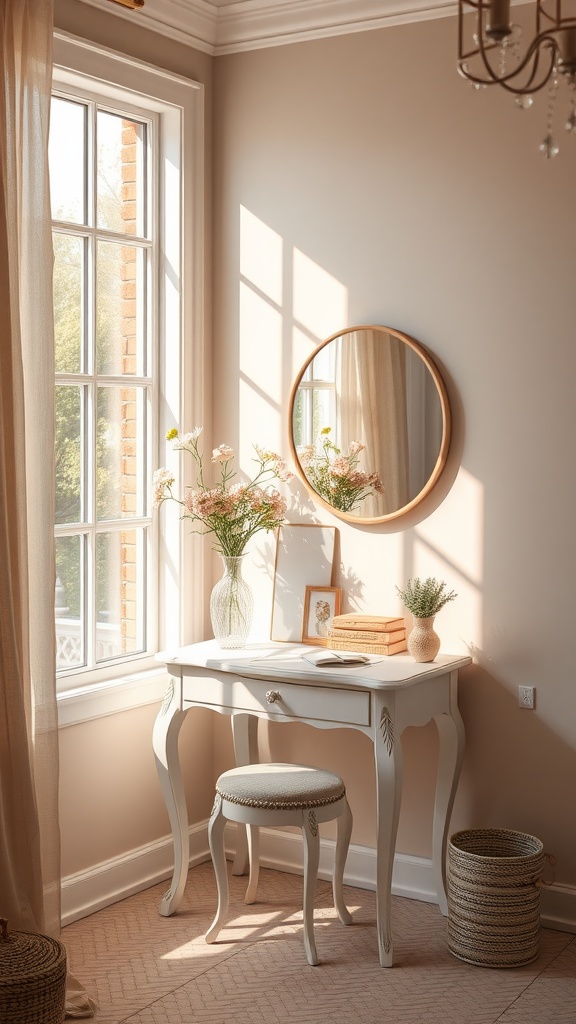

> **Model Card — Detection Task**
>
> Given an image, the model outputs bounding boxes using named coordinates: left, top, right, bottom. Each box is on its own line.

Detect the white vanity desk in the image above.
left=153, top=640, right=471, bottom=967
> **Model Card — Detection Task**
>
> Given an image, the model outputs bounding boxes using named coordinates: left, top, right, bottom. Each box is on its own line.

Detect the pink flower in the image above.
left=152, top=468, right=175, bottom=507
left=368, top=472, right=385, bottom=494
left=330, top=457, right=351, bottom=478
left=212, top=444, right=235, bottom=463
left=348, top=440, right=365, bottom=456
left=153, top=427, right=291, bottom=555
left=297, top=444, right=315, bottom=466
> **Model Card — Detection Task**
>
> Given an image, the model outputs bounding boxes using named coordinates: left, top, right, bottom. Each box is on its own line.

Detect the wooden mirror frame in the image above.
left=288, top=325, right=451, bottom=525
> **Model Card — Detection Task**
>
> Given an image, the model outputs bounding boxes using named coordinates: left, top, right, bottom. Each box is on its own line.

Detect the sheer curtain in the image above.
left=0, top=2, right=94, bottom=1017
left=338, top=330, right=410, bottom=517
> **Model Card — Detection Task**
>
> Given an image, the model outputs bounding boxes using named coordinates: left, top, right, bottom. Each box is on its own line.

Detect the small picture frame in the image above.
left=302, top=586, right=342, bottom=646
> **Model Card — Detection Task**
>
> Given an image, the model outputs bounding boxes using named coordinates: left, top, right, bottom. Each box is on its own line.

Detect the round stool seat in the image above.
left=206, top=762, right=353, bottom=965
left=216, top=763, right=345, bottom=810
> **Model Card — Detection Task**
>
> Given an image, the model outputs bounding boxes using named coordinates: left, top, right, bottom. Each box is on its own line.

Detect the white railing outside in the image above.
left=56, top=617, right=122, bottom=670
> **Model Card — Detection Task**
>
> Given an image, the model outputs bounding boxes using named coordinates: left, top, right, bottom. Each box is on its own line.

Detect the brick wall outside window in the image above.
left=120, top=121, right=139, bottom=651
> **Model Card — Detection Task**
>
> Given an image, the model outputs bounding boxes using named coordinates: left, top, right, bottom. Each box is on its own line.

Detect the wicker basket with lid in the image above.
left=0, top=917, right=66, bottom=1024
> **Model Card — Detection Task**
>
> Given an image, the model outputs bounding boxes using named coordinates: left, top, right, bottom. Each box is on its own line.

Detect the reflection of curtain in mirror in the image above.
left=405, top=350, right=442, bottom=499
left=337, top=331, right=409, bottom=516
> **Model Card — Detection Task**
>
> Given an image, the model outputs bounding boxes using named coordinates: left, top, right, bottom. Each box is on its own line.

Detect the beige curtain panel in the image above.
left=0, top=1, right=94, bottom=1017
left=338, top=330, right=410, bottom=517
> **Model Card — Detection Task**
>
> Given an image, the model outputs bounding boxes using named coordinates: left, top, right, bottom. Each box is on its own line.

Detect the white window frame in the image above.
left=53, top=32, right=206, bottom=726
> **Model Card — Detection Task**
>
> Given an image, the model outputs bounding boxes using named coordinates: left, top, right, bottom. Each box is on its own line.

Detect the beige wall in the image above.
left=212, top=17, right=576, bottom=886
left=59, top=704, right=214, bottom=876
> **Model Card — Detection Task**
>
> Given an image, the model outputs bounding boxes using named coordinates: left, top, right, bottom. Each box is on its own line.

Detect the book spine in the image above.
left=328, top=627, right=406, bottom=642
left=328, top=638, right=407, bottom=655
left=332, top=617, right=405, bottom=632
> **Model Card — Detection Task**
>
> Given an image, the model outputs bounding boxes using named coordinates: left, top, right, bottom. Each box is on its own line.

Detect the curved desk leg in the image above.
left=231, top=713, right=259, bottom=876
left=432, top=675, right=465, bottom=916
left=374, top=699, right=403, bottom=968
left=152, top=680, right=188, bottom=917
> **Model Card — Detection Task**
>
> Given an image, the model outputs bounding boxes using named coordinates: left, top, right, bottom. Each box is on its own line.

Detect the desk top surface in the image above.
left=157, top=640, right=472, bottom=691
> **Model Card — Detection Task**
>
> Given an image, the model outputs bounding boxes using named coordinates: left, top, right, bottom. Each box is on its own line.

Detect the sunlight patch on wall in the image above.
left=237, top=207, right=285, bottom=463
left=240, top=206, right=283, bottom=306
left=239, top=283, right=283, bottom=453
left=293, top=249, right=348, bottom=341
left=416, top=468, right=484, bottom=585
left=292, top=324, right=317, bottom=378
left=412, top=468, right=484, bottom=654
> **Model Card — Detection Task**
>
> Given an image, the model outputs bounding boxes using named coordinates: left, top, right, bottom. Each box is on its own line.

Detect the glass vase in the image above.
left=210, top=554, right=254, bottom=649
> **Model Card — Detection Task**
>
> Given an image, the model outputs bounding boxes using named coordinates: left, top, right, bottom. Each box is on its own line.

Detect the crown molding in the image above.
left=214, top=0, right=456, bottom=53
left=77, top=0, right=457, bottom=55
left=77, top=0, right=219, bottom=54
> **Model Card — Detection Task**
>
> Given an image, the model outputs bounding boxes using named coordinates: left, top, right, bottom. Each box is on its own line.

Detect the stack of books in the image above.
left=327, top=613, right=407, bottom=656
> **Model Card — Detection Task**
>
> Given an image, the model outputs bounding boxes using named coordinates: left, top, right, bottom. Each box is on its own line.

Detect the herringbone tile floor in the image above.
left=62, top=861, right=576, bottom=1023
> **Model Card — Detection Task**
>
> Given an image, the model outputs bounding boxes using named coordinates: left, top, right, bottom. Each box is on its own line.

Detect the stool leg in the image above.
left=205, top=799, right=229, bottom=944
left=301, top=810, right=320, bottom=966
left=334, top=798, right=353, bottom=926
left=244, top=824, right=260, bottom=904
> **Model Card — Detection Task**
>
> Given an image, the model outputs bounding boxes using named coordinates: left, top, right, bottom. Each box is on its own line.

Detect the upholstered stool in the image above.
left=205, top=762, right=353, bottom=965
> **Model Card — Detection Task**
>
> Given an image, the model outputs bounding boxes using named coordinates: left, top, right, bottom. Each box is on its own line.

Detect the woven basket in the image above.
left=447, top=829, right=547, bottom=968
left=0, top=918, right=67, bottom=1024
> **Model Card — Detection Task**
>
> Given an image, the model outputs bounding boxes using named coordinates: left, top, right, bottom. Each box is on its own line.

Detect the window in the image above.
left=51, top=92, right=154, bottom=681
left=52, top=34, right=204, bottom=711
left=292, top=340, right=338, bottom=448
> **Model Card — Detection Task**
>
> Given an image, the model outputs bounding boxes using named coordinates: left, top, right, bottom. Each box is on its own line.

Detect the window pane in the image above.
left=97, top=112, right=147, bottom=237
left=53, top=233, right=84, bottom=373
left=96, top=385, right=146, bottom=520
left=292, top=389, right=305, bottom=448
left=96, top=529, right=146, bottom=662
left=55, top=535, right=84, bottom=670
left=49, top=97, right=86, bottom=224
left=97, top=241, right=146, bottom=375
left=55, top=385, right=82, bottom=524
left=311, top=344, right=335, bottom=382
left=312, top=389, right=336, bottom=438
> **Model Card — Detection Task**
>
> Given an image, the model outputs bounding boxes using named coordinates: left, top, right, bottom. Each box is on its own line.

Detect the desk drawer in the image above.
left=183, top=675, right=371, bottom=727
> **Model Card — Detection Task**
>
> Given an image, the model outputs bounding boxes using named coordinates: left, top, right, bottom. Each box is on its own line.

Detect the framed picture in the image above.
left=270, top=524, right=337, bottom=642
left=302, top=586, right=342, bottom=646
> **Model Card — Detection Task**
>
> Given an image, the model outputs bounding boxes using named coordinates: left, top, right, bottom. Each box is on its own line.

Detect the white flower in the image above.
left=180, top=426, right=203, bottom=444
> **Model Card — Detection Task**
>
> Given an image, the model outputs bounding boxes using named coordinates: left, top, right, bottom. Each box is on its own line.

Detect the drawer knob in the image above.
left=266, top=689, right=282, bottom=704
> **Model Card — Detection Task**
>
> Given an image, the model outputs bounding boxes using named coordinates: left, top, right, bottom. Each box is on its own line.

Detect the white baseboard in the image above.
left=61, top=822, right=576, bottom=935
left=60, top=821, right=209, bottom=926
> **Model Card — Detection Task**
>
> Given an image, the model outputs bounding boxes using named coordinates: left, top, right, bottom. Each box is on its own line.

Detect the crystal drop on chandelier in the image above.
left=566, top=110, right=576, bottom=132
left=515, top=95, right=534, bottom=109
left=539, top=133, right=559, bottom=158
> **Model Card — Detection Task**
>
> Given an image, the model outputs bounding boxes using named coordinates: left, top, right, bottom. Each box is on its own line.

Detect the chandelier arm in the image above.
left=459, top=17, right=559, bottom=94
left=480, top=35, right=556, bottom=91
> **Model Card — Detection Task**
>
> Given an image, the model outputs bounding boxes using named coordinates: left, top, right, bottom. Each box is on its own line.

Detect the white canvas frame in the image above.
left=270, top=524, right=336, bottom=642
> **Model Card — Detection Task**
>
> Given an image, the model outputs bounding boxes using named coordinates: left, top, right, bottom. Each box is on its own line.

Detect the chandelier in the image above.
left=458, top=0, right=576, bottom=157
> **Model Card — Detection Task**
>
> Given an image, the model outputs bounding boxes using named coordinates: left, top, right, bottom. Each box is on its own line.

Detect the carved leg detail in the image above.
left=374, top=699, right=402, bottom=967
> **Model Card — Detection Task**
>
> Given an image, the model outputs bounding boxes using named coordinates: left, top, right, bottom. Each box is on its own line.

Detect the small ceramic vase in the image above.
left=407, top=615, right=441, bottom=663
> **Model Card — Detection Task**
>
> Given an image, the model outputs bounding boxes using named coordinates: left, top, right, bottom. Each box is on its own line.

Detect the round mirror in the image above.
left=289, top=325, right=451, bottom=524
